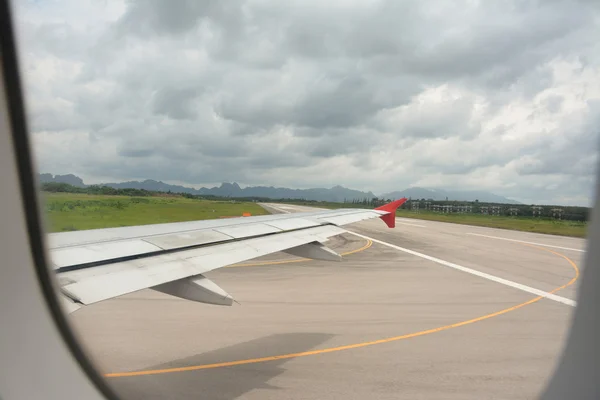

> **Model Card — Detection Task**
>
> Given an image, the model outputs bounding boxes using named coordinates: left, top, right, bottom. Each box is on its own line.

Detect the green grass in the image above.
left=41, top=192, right=269, bottom=233
left=40, top=193, right=588, bottom=237
left=269, top=200, right=587, bottom=238
left=393, top=210, right=587, bottom=237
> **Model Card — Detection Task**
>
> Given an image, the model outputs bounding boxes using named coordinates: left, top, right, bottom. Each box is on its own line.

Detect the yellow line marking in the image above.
left=227, top=239, right=373, bottom=267
left=105, top=244, right=578, bottom=378
left=521, top=243, right=580, bottom=290
left=341, top=239, right=374, bottom=257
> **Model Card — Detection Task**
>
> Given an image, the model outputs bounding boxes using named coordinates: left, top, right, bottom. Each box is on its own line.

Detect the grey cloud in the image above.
left=516, top=101, right=600, bottom=177
left=107, top=139, right=311, bottom=185
left=408, top=142, right=509, bottom=175
left=517, top=138, right=599, bottom=177
left=152, top=87, right=201, bottom=120
left=115, top=0, right=252, bottom=68
left=14, top=0, right=600, bottom=205
left=359, top=1, right=596, bottom=92
left=114, top=123, right=246, bottom=161
left=116, top=0, right=221, bottom=36
left=290, top=75, right=385, bottom=129
left=29, top=23, right=85, bottom=58
left=297, top=127, right=384, bottom=158
left=217, top=72, right=419, bottom=131
left=28, top=101, right=79, bottom=132
left=119, top=148, right=153, bottom=158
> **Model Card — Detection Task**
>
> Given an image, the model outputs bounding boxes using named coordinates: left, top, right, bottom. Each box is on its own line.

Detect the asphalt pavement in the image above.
left=67, top=203, right=583, bottom=400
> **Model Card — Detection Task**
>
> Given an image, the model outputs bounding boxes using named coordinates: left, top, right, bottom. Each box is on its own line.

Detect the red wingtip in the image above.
left=374, top=198, right=407, bottom=228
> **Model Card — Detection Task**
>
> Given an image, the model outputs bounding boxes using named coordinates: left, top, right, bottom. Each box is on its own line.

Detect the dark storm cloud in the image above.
left=14, top=0, right=600, bottom=205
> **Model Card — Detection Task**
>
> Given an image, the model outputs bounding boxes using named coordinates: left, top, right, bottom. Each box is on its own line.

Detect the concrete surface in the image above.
left=66, top=203, right=584, bottom=400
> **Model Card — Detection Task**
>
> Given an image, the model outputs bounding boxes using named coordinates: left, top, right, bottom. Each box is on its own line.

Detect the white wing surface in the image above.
left=48, top=199, right=407, bottom=312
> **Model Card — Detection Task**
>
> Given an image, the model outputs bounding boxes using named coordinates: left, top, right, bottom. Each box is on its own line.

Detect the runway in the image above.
left=67, top=203, right=584, bottom=400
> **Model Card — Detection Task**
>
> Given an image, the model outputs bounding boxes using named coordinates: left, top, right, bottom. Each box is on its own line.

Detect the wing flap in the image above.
left=152, top=275, right=234, bottom=306
left=283, top=242, right=342, bottom=262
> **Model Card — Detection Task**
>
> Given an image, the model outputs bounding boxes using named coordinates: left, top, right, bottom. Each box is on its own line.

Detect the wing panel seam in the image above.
left=55, top=224, right=341, bottom=274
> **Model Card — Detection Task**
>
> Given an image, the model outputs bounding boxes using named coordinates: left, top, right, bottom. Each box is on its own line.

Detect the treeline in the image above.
left=41, top=182, right=154, bottom=197
left=398, top=199, right=590, bottom=222
left=260, top=197, right=591, bottom=222
left=40, top=182, right=590, bottom=222
left=41, top=182, right=318, bottom=204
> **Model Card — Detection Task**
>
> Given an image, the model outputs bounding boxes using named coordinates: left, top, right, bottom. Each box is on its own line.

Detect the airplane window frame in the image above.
left=0, top=2, right=119, bottom=399
left=0, top=0, right=598, bottom=399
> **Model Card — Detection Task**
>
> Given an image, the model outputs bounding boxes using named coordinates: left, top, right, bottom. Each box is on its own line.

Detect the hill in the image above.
left=103, top=180, right=376, bottom=202
left=38, top=174, right=376, bottom=203
left=39, top=173, right=85, bottom=187
left=38, top=174, right=521, bottom=204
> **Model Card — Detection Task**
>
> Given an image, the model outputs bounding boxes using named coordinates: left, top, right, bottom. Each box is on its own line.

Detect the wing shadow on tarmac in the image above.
left=108, top=332, right=334, bottom=400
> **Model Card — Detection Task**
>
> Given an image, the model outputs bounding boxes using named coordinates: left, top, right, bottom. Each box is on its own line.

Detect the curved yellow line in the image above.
left=105, top=243, right=578, bottom=378
left=342, top=239, right=373, bottom=257
left=521, top=243, right=580, bottom=292
left=228, top=239, right=373, bottom=267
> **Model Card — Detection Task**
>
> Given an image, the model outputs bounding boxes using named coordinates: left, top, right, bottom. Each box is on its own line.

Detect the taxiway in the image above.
left=68, top=203, right=584, bottom=400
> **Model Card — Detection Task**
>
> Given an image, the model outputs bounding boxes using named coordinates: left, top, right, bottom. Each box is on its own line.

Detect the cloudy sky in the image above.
left=11, top=0, right=600, bottom=205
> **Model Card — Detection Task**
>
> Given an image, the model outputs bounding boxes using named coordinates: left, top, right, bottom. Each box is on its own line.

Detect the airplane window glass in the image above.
left=11, top=0, right=599, bottom=399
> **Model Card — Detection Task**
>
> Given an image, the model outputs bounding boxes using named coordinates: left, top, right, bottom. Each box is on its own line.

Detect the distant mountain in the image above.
left=381, top=187, right=521, bottom=204
left=101, top=179, right=376, bottom=202
left=202, top=184, right=376, bottom=203
left=38, top=173, right=520, bottom=204
left=39, top=173, right=85, bottom=187
left=39, top=174, right=376, bottom=202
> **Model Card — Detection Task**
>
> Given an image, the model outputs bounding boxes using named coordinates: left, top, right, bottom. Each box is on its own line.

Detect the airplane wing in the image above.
left=47, top=199, right=407, bottom=313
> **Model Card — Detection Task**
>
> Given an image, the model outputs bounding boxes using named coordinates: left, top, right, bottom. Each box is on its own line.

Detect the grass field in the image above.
left=270, top=201, right=588, bottom=238
left=40, top=193, right=587, bottom=237
left=41, top=193, right=269, bottom=233
left=395, top=210, right=587, bottom=237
